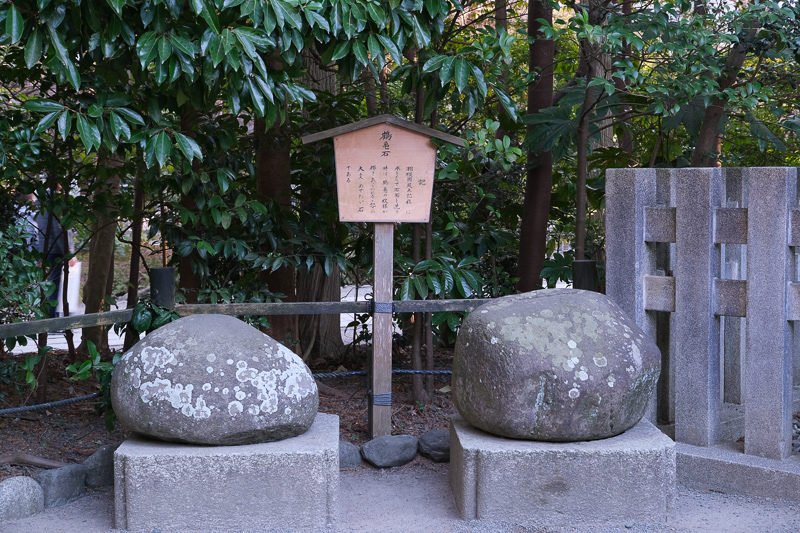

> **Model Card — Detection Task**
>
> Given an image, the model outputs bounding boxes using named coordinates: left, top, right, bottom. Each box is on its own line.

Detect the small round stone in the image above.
left=452, top=289, right=660, bottom=442
left=111, top=314, right=318, bottom=445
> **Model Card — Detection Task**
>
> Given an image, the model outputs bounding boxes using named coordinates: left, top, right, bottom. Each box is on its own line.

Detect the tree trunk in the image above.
left=79, top=169, right=120, bottom=354
left=256, top=118, right=296, bottom=346
left=575, top=57, right=596, bottom=261
left=516, top=0, right=554, bottom=292
left=690, top=5, right=754, bottom=167
left=689, top=43, right=750, bottom=167
left=296, top=263, right=345, bottom=361
left=178, top=109, right=202, bottom=303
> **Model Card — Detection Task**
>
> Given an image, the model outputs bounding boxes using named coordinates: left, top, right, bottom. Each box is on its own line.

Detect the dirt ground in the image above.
left=0, top=345, right=455, bottom=483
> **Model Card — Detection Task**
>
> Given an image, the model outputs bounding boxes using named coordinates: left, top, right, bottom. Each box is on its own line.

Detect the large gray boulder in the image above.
left=452, top=289, right=660, bottom=442
left=111, top=314, right=318, bottom=445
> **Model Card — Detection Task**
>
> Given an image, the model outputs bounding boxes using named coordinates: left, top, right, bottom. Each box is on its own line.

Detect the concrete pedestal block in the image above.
left=449, top=415, right=675, bottom=527
left=114, top=413, right=339, bottom=532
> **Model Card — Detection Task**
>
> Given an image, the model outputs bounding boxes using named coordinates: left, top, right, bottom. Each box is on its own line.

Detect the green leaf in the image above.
left=47, top=26, right=81, bottom=90
left=136, top=31, right=157, bottom=67
left=131, top=302, right=153, bottom=333
left=427, top=272, right=442, bottom=295
left=271, top=0, right=302, bottom=29
left=24, top=28, right=43, bottom=68
left=220, top=211, right=232, bottom=230
left=460, top=269, right=483, bottom=293
left=76, top=115, right=101, bottom=151
left=174, top=132, right=202, bottom=161
left=454, top=272, right=472, bottom=298
left=247, top=78, right=265, bottom=116
left=115, top=107, right=145, bottom=125
left=471, top=63, right=487, bottom=98
left=495, top=89, right=518, bottom=121
left=208, top=34, right=225, bottom=66
left=6, top=5, right=24, bottom=44
left=425, top=0, right=441, bottom=17
left=158, top=37, right=172, bottom=63
left=352, top=39, right=369, bottom=66
left=200, top=0, right=220, bottom=34
left=62, top=58, right=81, bottom=91
left=305, top=9, right=330, bottom=32
left=34, top=111, right=60, bottom=134
left=453, top=58, right=470, bottom=93
left=410, top=14, right=431, bottom=48
left=366, top=2, right=386, bottom=25
left=23, top=99, right=64, bottom=113
left=331, top=40, right=351, bottom=61
left=154, top=131, right=171, bottom=167
left=376, top=34, right=402, bottom=65
left=109, top=111, right=130, bottom=140
left=57, top=111, right=71, bottom=139
left=422, top=54, right=447, bottom=73
left=170, top=34, right=196, bottom=57
left=106, top=0, right=126, bottom=17
left=400, top=278, right=413, bottom=301
left=414, top=275, right=428, bottom=299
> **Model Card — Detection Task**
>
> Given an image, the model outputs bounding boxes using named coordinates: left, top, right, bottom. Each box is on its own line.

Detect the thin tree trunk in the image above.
left=80, top=168, right=120, bottom=354
left=689, top=38, right=751, bottom=167
left=517, top=0, right=554, bottom=292
left=690, top=2, right=754, bottom=167
left=124, top=173, right=145, bottom=351
left=179, top=109, right=202, bottom=303
left=575, top=59, right=596, bottom=261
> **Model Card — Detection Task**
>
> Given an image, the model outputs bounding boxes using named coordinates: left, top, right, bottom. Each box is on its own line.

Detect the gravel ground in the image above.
left=4, top=460, right=800, bottom=533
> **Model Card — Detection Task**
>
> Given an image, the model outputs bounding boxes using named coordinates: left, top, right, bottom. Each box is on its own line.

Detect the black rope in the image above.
left=0, top=370, right=453, bottom=416
left=392, top=369, right=452, bottom=376
left=0, top=393, right=99, bottom=416
left=312, top=370, right=367, bottom=379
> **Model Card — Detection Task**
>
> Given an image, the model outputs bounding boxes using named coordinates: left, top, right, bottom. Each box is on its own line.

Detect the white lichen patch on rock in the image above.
left=140, top=346, right=177, bottom=374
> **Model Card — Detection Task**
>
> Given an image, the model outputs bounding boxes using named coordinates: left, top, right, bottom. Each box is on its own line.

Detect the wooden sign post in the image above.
left=303, top=115, right=463, bottom=437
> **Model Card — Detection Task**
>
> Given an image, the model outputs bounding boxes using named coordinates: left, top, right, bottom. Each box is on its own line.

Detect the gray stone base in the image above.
left=677, top=441, right=800, bottom=502
left=449, top=415, right=675, bottom=527
left=114, top=413, right=339, bottom=532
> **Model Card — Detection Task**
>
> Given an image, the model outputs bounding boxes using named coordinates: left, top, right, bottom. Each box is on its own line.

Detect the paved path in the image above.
left=3, top=460, right=800, bottom=533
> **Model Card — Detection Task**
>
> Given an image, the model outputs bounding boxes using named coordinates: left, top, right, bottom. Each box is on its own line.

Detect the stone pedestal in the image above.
left=114, top=413, right=339, bottom=532
left=449, top=415, right=675, bottom=527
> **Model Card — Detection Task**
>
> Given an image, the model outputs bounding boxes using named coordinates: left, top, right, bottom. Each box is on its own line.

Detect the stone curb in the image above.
left=0, top=443, right=120, bottom=523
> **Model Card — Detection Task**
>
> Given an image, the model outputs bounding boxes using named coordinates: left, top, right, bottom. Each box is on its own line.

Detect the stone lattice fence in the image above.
left=606, top=167, right=800, bottom=501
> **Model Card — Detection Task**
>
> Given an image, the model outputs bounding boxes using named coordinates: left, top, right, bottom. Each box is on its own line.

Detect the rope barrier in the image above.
left=0, top=369, right=453, bottom=416
left=0, top=393, right=99, bottom=416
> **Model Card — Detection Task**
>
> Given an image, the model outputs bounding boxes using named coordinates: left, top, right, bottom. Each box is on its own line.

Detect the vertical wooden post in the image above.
left=370, top=222, right=394, bottom=437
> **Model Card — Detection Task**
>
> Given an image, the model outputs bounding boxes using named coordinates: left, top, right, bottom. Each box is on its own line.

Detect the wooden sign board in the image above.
left=302, top=115, right=463, bottom=438
left=333, top=124, right=436, bottom=223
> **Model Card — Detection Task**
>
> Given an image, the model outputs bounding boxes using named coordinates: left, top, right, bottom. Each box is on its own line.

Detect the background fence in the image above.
left=607, top=166, right=800, bottom=501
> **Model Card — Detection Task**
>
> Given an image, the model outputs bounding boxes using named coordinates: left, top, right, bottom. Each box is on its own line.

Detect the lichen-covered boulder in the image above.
left=452, top=289, right=660, bottom=442
left=111, top=314, right=318, bottom=445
